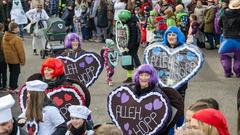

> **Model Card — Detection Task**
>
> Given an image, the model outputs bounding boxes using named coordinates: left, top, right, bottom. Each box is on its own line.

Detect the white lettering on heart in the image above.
left=77, top=66, right=95, bottom=85
left=116, top=105, right=142, bottom=120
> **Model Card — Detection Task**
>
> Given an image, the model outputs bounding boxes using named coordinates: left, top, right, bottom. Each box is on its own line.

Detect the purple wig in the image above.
left=64, top=33, right=82, bottom=49
left=133, top=64, right=159, bottom=87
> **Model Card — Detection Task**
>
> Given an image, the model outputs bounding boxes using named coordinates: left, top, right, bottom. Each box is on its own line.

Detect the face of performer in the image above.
left=71, top=117, right=85, bottom=129
left=139, top=73, right=151, bottom=89
left=190, top=118, right=201, bottom=130
left=44, top=67, right=56, bottom=80
left=185, top=110, right=195, bottom=128
left=71, top=39, right=79, bottom=50
left=0, top=120, right=14, bottom=135
left=167, top=32, right=177, bottom=47
left=37, top=4, right=43, bottom=12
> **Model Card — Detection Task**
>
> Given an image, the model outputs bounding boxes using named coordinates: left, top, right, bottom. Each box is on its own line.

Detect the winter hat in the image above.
left=175, top=4, right=184, bottom=12
left=26, top=80, right=48, bottom=92
left=0, top=95, right=15, bottom=123
left=192, top=108, right=230, bottom=135
left=105, top=39, right=115, bottom=48
left=68, top=105, right=91, bottom=120
left=229, top=0, right=240, bottom=9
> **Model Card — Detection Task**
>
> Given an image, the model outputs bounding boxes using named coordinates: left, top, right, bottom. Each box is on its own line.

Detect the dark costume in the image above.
left=218, top=8, right=240, bottom=77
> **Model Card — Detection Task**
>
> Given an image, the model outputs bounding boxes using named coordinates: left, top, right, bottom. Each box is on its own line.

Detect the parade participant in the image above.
left=40, top=58, right=66, bottom=88
left=130, top=64, right=183, bottom=134
left=66, top=105, right=94, bottom=135
left=101, top=39, right=117, bottom=86
left=63, top=33, right=83, bottom=58
left=18, top=80, right=67, bottom=135
left=26, top=3, right=49, bottom=55
left=118, top=10, right=141, bottom=83
left=9, top=0, right=28, bottom=38
left=218, top=0, right=240, bottom=77
left=191, top=108, right=230, bottom=135
left=0, top=94, right=27, bottom=135
left=162, top=26, right=187, bottom=134
left=164, top=8, right=176, bottom=28
left=2, top=22, right=25, bottom=93
left=0, top=23, right=7, bottom=90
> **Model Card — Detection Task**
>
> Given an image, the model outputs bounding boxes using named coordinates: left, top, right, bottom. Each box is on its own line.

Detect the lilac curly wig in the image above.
left=64, top=33, right=82, bottom=49
left=133, top=64, right=159, bottom=87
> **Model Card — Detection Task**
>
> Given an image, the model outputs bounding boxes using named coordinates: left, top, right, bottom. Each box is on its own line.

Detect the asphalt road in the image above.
left=0, top=35, right=238, bottom=134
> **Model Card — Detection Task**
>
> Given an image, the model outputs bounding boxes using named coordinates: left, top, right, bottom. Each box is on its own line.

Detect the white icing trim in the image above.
left=107, top=86, right=169, bottom=135
left=57, top=53, right=102, bottom=87
left=144, top=42, right=204, bottom=89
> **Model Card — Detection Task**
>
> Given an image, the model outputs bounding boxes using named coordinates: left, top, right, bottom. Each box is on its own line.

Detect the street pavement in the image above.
left=0, top=35, right=238, bottom=134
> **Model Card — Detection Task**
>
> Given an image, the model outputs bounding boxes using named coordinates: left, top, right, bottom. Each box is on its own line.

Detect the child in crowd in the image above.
left=147, top=10, right=158, bottom=43
left=175, top=4, right=189, bottom=36
left=101, top=39, right=118, bottom=86
left=66, top=105, right=94, bottom=135
left=187, top=14, right=199, bottom=45
left=0, top=23, right=7, bottom=90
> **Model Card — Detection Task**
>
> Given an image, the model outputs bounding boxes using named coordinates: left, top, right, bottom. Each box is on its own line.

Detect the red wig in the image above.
left=41, top=58, right=64, bottom=78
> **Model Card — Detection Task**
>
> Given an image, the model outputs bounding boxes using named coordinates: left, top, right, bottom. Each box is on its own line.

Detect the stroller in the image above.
left=40, top=17, right=67, bottom=59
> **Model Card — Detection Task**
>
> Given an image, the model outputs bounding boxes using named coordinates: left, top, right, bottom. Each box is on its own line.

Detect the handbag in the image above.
left=121, top=55, right=132, bottom=66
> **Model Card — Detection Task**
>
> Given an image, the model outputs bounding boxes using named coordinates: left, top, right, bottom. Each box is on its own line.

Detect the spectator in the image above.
left=204, top=0, right=216, bottom=49
left=26, top=3, right=49, bottom=55
left=0, top=0, right=11, bottom=31
left=187, top=14, right=199, bottom=45
left=0, top=23, right=7, bottom=91
left=191, top=108, right=230, bottom=135
left=2, top=22, right=25, bottom=93
left=164, top=8, right=176, bottom=28
left=62, top=2, right=75, bottom=33
left=9, top=0, right=28, bottom=39
left=0, top=94, right=27, bottom=135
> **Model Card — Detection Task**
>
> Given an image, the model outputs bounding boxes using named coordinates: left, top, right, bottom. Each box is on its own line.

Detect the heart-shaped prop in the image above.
left=144, top=42, right=204, bottom=89
left=107, top=85, right=171, bottom=135
left=115, top=21, right=129, bottom=53
left=57, top=50, right=104, bottom=88
left=108, top=50, right=119, bottom=67
left=26, top=120, right=38, bottom=135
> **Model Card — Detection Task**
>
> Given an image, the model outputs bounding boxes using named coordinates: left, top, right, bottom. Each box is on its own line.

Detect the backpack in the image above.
left=97, top=1, right=108, bottom=28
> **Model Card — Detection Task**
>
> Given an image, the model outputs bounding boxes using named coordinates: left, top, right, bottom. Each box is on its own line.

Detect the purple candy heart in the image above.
left=121, top=93, right=129, bottom=104
left=117, top=92, right=121, bottom=97
left=153, top=98, right=163, bottom=110
left=128, top=129, right=132, bottom=135
left=144, top=102, right=153, bottom=111
left=79, top=62, right=85, bottom=68
left=124, top=123, right=129, bottom=131
left=85, top=56, right=93, bottom=64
